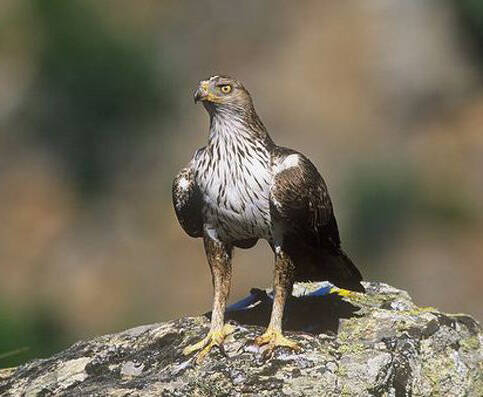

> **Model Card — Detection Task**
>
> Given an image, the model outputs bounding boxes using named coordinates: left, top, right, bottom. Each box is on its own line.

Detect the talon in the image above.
left=254, top=327, right=300, bottom=357
left=262, top=346, right=274, bottom=360
left=183, top=323, right=235, bottom=363
left=183, top=335, right=210, bottom=356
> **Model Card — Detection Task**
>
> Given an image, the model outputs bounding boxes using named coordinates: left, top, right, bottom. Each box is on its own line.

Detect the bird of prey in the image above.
left=173, top=75, right=364, bottom=361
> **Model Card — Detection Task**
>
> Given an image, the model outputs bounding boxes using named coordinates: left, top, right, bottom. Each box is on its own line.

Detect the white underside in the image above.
left=194, top=115, right=301, bottom=243
left=195, top=119, right=274, bottom=242
left=199, top=155, right=272, bottom=241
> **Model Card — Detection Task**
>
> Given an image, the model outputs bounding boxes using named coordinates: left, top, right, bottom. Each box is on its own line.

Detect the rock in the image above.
left=1, top=282, right=482, bottom=396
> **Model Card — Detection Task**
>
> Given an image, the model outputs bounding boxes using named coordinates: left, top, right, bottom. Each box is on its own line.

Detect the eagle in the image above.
left=173, top=76, right=364, bottom=361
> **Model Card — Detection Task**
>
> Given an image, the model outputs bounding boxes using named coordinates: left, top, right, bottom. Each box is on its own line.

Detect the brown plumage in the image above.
left=173, top=75, right=364, bottom=361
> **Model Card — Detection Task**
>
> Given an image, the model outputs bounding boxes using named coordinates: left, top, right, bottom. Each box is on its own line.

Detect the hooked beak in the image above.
left=193, top=81, right=209, bottom=103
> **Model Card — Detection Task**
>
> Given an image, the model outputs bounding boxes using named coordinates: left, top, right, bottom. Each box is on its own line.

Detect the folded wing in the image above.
left=269, top=148, right=364, bottom=291
left=172, top=167, right=204, bottom=238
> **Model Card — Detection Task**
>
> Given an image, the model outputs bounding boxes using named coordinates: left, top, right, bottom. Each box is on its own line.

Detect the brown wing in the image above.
left=172, top=166, right=203, bottom=238
left=269, top=148, right=364, bottom=291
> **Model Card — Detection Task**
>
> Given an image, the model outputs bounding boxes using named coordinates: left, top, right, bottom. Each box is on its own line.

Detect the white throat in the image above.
left=197, top=113, right=273, bottom=241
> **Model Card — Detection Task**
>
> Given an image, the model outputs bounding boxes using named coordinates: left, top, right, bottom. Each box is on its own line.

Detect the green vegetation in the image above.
left=453, top=0, right=483, bottom=66
left=25, top=0, right=174, bottom=196
left=345, top=163, right=418, bottom=262
left=345, top=161, right=475, bottom=268
left=0, top=303, right=69, bottom=368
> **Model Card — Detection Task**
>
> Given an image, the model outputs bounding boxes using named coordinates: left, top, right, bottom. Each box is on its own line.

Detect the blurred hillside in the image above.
left=0, top=0, right=482, bottom=367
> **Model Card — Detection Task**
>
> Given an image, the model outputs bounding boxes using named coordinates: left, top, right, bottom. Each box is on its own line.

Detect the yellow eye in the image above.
left=220, top=85, right=232, bottom=94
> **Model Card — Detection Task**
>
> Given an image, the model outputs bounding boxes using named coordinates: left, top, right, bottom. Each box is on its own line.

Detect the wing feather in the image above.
left=172, top=165, right=203, bottom=238
left=270, top=150, right=338, bottom=247
left=269, top=147, right=364, bottom=290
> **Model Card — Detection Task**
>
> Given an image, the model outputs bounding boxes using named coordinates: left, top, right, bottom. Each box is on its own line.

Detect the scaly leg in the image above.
left=255, top=248, right=300, bottom=356
left=183, top=235, right=234, bottom=362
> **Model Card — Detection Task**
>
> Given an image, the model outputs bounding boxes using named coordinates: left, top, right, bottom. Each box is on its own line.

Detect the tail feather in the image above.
left=292, top=247, right=365, bottom=292
left=324, top=251, right=365, bottom=292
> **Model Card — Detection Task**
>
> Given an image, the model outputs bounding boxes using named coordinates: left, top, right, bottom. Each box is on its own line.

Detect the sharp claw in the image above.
left=183, top=336, right=210, bottom=356
left=262, top=346, right=275, bottom=361
left=261, top=347, right=274, bottom=361
left=182, top=323, right=236, bottom=362
left=195, top=343, right=214, bottom=364
left=254, top=327, right=300, bottom=357
left=218, top=343, right=227, bottom=357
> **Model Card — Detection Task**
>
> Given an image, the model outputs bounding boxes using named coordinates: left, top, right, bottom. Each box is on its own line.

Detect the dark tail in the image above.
left=324, top=251, right=365, bottom=292
left=284, top=238, right=365, bottom=292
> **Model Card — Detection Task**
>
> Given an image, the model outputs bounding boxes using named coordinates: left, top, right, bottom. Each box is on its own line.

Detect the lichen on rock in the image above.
left=0, top=282, right=482, bottom=396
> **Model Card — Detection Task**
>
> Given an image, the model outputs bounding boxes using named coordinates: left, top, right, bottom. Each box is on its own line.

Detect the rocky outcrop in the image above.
left=1, top=282, right=482, bottom=396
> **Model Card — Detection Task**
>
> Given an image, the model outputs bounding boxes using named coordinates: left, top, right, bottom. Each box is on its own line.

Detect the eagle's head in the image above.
left=193, top=75, right=253, bottom=114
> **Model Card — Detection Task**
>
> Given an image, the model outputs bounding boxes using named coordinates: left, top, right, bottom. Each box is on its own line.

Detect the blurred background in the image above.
left=1, top=0, right=482, bottom=367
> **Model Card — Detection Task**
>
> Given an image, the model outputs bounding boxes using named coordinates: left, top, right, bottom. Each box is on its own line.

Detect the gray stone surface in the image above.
left=1, top=282, right=482, bottom=396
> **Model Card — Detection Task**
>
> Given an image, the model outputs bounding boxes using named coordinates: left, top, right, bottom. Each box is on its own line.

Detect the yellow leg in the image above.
left=255, top=327, right=299, bottom=349
left=255, top=248, right=300, bottom=357
left=185, top=236, right=233, bottom=363
left=254, top=327, right=299, bottom=357
left=183, top=323, right=235, bottom=363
